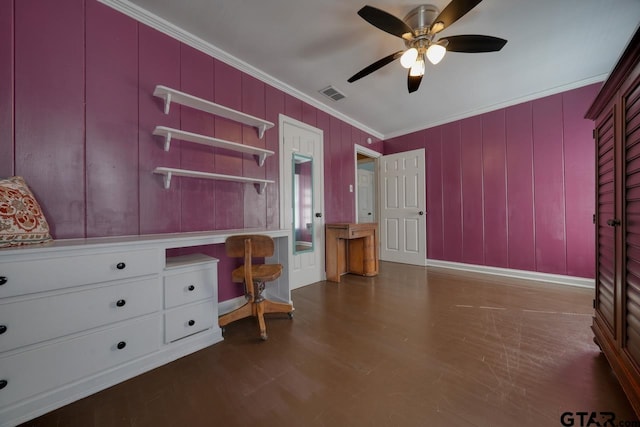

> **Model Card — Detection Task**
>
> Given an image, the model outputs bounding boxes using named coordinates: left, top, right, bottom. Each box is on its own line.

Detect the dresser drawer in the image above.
left=348, top=227, right=376, bottom=239
left=0, top=277, right=161, bottom=353
left=0, top=248, right=161, bottom=298
left=164, top=266, right=216, bottom=309
left=164, top=300, right=215, bottom=343
left=0, top=314, right=161, bottom=409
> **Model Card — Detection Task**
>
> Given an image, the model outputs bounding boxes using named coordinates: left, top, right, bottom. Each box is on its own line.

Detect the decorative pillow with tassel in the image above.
left=0, top=176, right=52, bottom=248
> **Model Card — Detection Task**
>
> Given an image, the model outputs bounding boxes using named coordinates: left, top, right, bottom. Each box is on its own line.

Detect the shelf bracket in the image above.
left=163, top=131, right=172, bottom=152
left=163, top=93, right=172, bottom=114
left=257, top=124, right=267, bottom=139
left=162, top=171, right=172, bottom=189
left=257, top=152, right=267, bottom=167
left=255, top=182, right=267, bottom=194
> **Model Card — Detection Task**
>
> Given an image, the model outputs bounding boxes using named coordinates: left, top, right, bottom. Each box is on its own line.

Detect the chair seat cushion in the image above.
left=231, top=263, right=283, bottom=283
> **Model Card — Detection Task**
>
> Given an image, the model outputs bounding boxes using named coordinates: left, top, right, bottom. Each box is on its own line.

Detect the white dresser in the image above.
left=0, top=229, right=291, bottom=426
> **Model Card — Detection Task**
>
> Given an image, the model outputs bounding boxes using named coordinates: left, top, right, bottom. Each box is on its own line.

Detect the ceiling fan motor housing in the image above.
left=348, top=1, right=508, bottom=93
left=404, top=5, right=439, bottom=36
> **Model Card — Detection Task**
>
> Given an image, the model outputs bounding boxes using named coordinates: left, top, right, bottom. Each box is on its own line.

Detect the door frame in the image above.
left=354, top=144, right=381, bottom=223
left=278, top=114, right=325, bottom=288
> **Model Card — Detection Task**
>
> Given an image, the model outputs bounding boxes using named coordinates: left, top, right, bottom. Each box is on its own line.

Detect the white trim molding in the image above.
left=382, top=75, right=607, bottom=140
left=426, top=259, right=595, bottom=289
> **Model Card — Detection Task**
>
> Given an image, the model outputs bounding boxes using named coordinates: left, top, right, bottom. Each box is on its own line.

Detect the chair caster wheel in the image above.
left=288, top=312, right=294, bottom=319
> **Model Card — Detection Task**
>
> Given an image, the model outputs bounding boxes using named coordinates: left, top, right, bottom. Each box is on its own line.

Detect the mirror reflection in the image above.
left=292, top=154, right=314, bottom=253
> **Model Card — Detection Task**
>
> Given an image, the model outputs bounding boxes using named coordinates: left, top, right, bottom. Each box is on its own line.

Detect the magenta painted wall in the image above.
left=384, top=84, right=599, bottom=279
left=0, top=0, right=597, bottom=295
left=0, top=0, right=381, bottom=301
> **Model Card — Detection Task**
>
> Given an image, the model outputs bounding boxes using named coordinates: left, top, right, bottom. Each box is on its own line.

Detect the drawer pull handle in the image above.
left=0, top=276, right=6, bottom=286
left=117, top=341, right=127, bottom=350
left=188, top=285, right=195, bottom=291
left=188, top=320, right=195, bottom=327
left=0, top=325, right=6, bottom=334
left=116, top=299, right=126, bottom=308
left=0, top=379, right=7, bottom=390
left=116, top=262, right=126, bottom=270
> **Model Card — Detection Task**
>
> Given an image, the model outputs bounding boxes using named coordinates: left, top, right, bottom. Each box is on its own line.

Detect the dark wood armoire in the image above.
left=587, top=26, right=640, bottom=416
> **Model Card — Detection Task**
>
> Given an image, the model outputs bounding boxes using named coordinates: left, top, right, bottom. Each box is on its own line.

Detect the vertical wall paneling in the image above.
left=563, top=85, right=598, bottom=278
left=6, top=0, right=596, bottom=298
left=302, top=102, right=317, bottom=127
left=5, top=0, right=388, bottom=302
left=14, top=0, right=86, bottom=238
left=213, top=60, right=243, bottom=230
left=505, top=103, right=536, bottom=271
left=317, top=110, right=332, bottom=223
left=242, top=73, right=267, bottom=228
left=341, top=122, right=354, bottom=223
left=326, top=116, right=342, bottom=223
left=482, top=110, right=509, bottom=268
left=460, top=116, right=484, bottom=265
left=86, top=1, right=139, bottom=237
left=265, top=85, right=284, bottom=229
left=532, top=93, right=567, bottom=274
left=425, top=127, right=444, bottom=260
left=284, top=93, right=303, bottom=122
left=383, top=84, right=598, bottom=278
left=353, top=127, right=364, bottom=147
left=179, top=44, right=216, bottom=232
left=138, top=24, right=181, bottom=234
left=0, top=0, right=13, bottom=177
left=385, top=132, right=424, bottom=154
left=441, top=122, right=463, bottom=262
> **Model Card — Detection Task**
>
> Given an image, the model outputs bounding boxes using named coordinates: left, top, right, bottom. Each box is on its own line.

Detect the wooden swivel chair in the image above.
left=218, top=235, right=294, bottom=340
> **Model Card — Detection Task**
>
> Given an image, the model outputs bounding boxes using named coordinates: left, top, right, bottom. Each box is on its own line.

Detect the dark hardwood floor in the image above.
left=21, top=262, right=638, bottom=426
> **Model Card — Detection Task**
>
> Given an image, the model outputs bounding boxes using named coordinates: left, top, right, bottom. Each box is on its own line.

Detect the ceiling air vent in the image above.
left=319, top=86, right=346, bottom=101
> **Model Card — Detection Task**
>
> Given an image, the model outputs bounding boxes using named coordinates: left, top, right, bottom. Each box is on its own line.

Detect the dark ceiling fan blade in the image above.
left=407, top=71, right=423, bottom=93
left=348, top=51, right=404, bottom=83
left=358, top=6, right=415, bottom=39
left=430, top=0, right=483, bottom=34
left=441, top=35, right=507, bottom=52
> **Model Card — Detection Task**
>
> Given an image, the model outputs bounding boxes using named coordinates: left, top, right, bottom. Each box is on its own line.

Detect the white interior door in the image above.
left=357, top=168, right=375, bottom=223
left=279, top=115, right=325, bottom=289
left=379, top=149, right=427, bottom=266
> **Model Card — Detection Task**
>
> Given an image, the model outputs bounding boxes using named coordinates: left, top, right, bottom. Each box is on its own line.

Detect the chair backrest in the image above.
left=225, top=235, right=275, bottom=259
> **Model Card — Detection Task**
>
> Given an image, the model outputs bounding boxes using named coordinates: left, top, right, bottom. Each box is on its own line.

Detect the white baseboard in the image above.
left=426, top=259, right=595, bottom=289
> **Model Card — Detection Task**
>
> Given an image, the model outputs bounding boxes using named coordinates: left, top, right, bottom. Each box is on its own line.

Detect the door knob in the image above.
left=418, top=211, right=424, bottom=216
left=607, top=219, right=621, bottom=227
left=315, top=213, right=322, bottom=218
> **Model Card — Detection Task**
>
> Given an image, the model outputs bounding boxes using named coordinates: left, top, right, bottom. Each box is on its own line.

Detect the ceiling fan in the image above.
left=347, top=0, right=507, bottom=93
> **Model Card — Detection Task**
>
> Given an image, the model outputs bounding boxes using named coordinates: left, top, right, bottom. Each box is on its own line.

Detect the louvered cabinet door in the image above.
left=625, top=79, right=640, bottom=366
left=597, top=107, right=617, bottom=335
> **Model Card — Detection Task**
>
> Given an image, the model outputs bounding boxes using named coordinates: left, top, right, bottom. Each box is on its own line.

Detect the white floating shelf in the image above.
left=153, top=126, right=274, bottom=166
left=153, top=85, right=274, bottom=139
left=153, top=167, right=274, bottom=194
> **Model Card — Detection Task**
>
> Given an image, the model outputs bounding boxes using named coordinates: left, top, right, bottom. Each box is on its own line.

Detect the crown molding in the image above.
left=98, top=0, right=384, bottom=140
left=383, top=75, right=606, bottom=140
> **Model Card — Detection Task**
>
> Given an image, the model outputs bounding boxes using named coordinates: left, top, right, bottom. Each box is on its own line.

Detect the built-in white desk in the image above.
left=0, top=229, right=291, bottom=427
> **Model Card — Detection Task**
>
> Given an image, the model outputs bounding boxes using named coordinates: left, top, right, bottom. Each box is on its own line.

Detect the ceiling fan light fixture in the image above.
left=400, top=48, right=418, bottom=68
left=426, top=43, right=446, bottom=65
left=409, top=56, right=425, bottom=77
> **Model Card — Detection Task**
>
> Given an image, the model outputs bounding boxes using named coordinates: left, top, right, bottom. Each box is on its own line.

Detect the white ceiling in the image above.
left=109, top=0, right=640, bottom=139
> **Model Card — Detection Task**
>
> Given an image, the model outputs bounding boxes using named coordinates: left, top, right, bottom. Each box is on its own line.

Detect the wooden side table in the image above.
left=325, top=223, right=378, bottom=283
